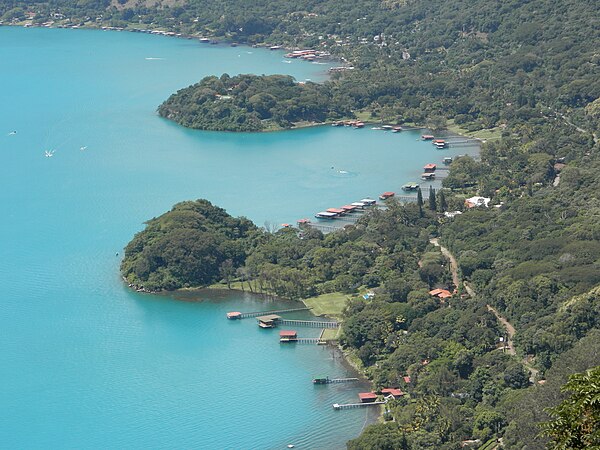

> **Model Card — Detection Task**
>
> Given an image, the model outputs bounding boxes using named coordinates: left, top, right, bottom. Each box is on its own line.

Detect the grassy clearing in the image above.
left=303, top=292, right=349, bottom=318
left=446, top=119, right=502, bottom=140
left=321, top=328, right=341, bottom=341
left=206, top=280, right=246, bottom=291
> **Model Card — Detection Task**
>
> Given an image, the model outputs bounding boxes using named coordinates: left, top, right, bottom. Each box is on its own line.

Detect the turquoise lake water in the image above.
left=0, top=27, right=479, bottom=448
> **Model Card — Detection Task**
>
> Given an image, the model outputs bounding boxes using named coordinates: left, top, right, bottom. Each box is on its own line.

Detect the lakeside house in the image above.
left=430, top=288, right=453, bottom=299
left=465, top=196, right=491, bottom=208
left=381, top=388, right=404, bottom=399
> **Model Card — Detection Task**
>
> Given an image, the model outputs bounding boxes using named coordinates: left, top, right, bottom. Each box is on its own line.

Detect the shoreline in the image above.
left=132, top=281, right=375, bottom=383
left=5, top=24, right=492, bottom=143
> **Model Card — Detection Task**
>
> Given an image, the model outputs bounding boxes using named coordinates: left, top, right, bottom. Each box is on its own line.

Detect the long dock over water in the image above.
left=278, top=319, right=339, bottom=328
left=333, top=401, right=386, bottom=410
left=227, top=307, right=311, bottom=319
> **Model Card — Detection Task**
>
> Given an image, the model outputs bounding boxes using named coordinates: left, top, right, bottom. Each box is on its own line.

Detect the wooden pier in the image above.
left=333, top=401, right=386, bottom=410
left=228, top=307, right=311, bottom=319
left=313, top=377, right=359, bottom=384
left=295, top=337, right=324, bottom=344
left=277, top=319, right=339, bottom=328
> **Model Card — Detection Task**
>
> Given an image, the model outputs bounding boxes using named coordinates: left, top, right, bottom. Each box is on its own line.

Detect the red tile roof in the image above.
left=358, top=392, right=378, bottom=400
left=279, top=330, right=297, bottom=337
left=381, top=388, right=404, bottom=397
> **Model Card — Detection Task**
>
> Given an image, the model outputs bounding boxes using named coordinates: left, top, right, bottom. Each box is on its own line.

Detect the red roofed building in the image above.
left=429, top=288, right=452, bottom=299
left=423, top=163, right=437, bottom=172
left=358, top=392, right=378, bottom=403
left=381, top=388, right=404, bottom=399
left=403, top=376, right=411, bottom=384
left=279, top=330, right=298, bottom=342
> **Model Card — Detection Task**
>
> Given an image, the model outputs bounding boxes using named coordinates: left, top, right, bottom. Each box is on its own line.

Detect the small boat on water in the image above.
left=402, top=182, right=419, bottom=191
left=381, top=125, right=394, bottom=131
left=421, top=134, right=434, bottom=140
left=443, top=157, right=453, bottom=165
left=392, top=126, right=402, bottom=133
left=379, top=191, right=395, bottom=200
left=421, top=173, right=435, bottom=180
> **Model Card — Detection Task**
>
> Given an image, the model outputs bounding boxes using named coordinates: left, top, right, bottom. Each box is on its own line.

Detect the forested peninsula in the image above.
left=158, top=74, right=350, bottom=131
left=7, top=0, right=600, bottom=448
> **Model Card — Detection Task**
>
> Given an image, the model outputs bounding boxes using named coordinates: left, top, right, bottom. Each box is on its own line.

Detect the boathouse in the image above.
left=359, top=198, right=377, bottom=206
left=341, top=205, right=358, bottom=212
left=257, top=314, right=281, bottom=328
left=297, top=218, right=311, bottom=225
left=279, top=330, right=298, bottom=343
left=226, top=312, right=242, bottom=320
left=315, top=211, right=338, bottom=219
left=326, top=208, right=346, bottom=216
left=422, top=134, right=434, bottom=140
left=421, top=173, right=435, bottom=180
left=423, top=163, right=437, bottom=172
left=358, top=392, right=378, bottom=403
left=312, top=376, right=330, bottom=384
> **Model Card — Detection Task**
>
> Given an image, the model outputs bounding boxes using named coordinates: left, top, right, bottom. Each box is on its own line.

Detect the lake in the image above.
left=0, top=26, right=478, bottom=448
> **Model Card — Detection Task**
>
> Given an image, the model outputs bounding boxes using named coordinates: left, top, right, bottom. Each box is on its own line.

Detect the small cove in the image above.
left=0, top=26, right=479, bottom=448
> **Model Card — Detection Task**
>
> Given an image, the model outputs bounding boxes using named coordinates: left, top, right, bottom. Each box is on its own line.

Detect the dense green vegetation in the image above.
left=541, top=364, right=600, bottom=449
left=4, top=0, right=597, bottom=134
left=9, top=0, right=600, bottom=447
left=120, top=199, right=259, bottom=290
left=158, top=74, right=351, bottom=131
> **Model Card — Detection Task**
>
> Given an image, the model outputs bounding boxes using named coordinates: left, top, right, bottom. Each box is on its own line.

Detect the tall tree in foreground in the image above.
left=416, top=188, right=423, bottom=217
left=428, top=186, right=437, bottom=211
left=541, top=366, right=600, bottom=449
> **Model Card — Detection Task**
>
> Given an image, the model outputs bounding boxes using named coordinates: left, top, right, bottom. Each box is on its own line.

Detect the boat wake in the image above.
left=330, top=168, right=359, bottom=178
left=145, top=57, right=164, bottom=60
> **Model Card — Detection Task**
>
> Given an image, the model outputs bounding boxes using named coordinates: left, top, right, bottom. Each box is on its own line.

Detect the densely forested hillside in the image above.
left=158, top=74, right=351, bottom=131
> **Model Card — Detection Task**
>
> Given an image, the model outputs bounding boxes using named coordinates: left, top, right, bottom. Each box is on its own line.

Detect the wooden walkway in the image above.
left=277, top=319, right=339, bottom=328
left=333, top=401, right=386, bottom=410
left=237, top=307, right=311, bottom=319
left=321, top=378, right=359, bottom=384
left=294, top=337, right=323, bottom=344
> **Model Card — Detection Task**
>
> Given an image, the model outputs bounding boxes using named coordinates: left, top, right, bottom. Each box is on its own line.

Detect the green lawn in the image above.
left=303, top=292, right=349, bottom=319
left=321, top=327, right=342, bottom=341
left=446, top=119, right=502, bottom=141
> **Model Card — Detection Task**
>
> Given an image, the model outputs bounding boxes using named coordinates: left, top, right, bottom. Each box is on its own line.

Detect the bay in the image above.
left=0, top=26, right=478, bottom=448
